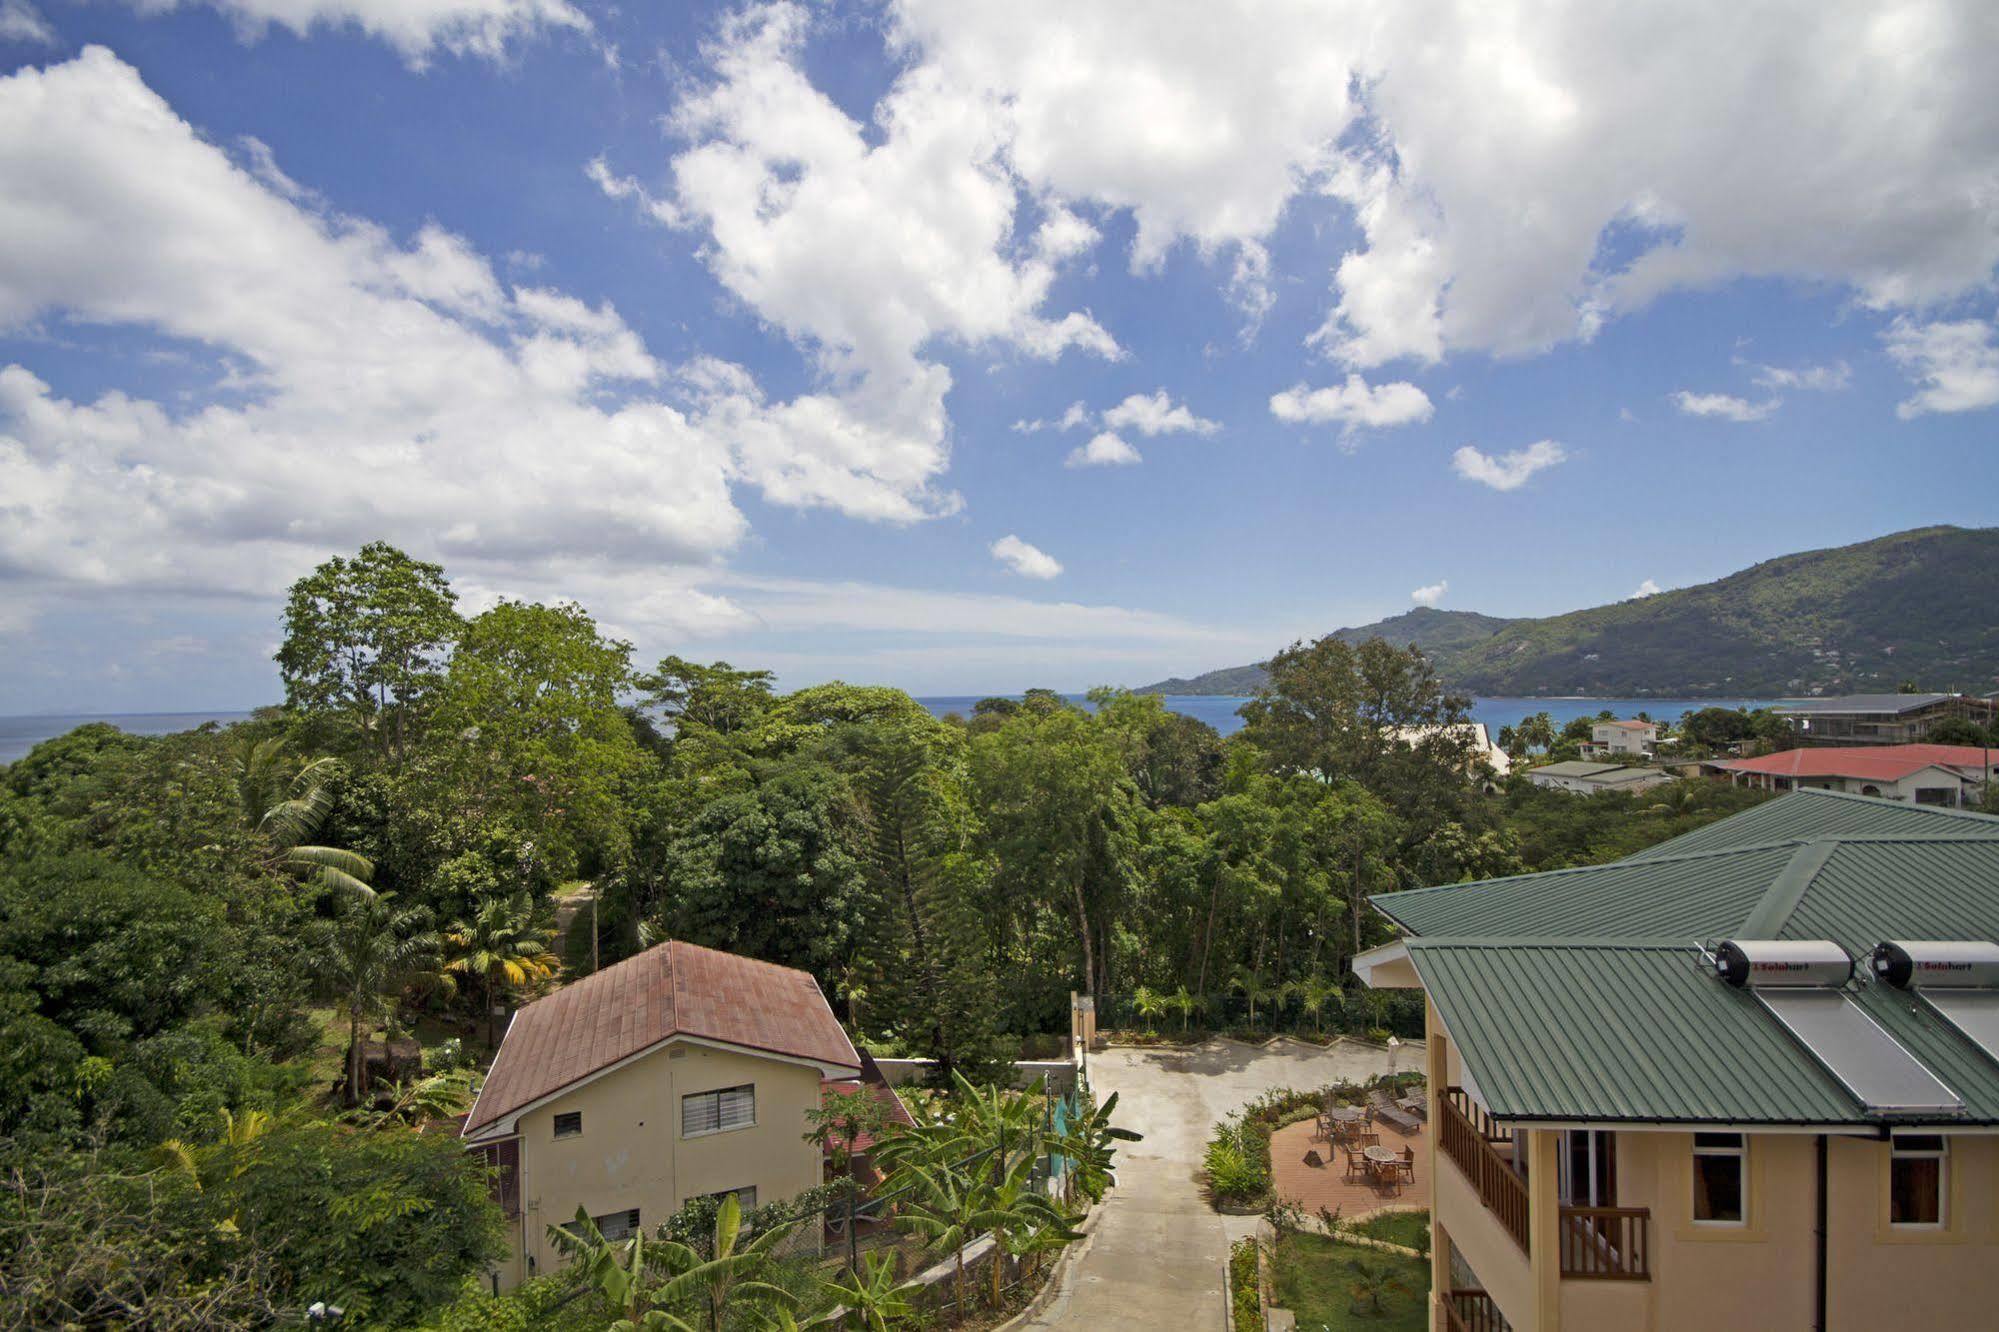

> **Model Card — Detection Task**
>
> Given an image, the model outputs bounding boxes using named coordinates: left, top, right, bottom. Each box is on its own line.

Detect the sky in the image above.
left=1, top=0, right=1996, bottom=712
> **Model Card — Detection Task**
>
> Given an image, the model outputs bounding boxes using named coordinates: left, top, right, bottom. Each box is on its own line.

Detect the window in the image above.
left=1692, top=1132, right=1746, bottom=1224
left=573, top=1208, right=640, bottom=1242
left=682, top=1084, right=756, bottom=1137
left=1890, top=1136, right=1947, bottom=1226
left=700, top=1186, right=757, bottom=1211
left=553, top=1111, right=583, bottom=1139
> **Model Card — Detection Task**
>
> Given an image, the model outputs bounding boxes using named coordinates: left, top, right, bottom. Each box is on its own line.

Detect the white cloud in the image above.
left=1269, top=373, right=1433, bottom=431
left=1012, top=401, right=1091, bottom=433
left=1749, top=360, right=1851, bottom=392
left=1065, top=431, right=1141, bottom=467
left=1630, top=578, right=1661, bottom=599
left=886, top=2, right=1999, bottom=368
left=1100, top=389, right=1219, bottom=436
left=1410, top=579, right=1447, bottom=607
left=1882, top=316, right=1999, bottom=418
left=121, top=0, right=588, bottom=64
left=1672, top=390, right=1780, bottom=422
left=590, top=3, right=1118, bottom=528
left=0, top=0, right=55, bottom=45
left=990, top=534, right=1062, bottom=579
left=1451, top=441, right=1567, bottom=491
left=0, top=48, right=1006, bottom=634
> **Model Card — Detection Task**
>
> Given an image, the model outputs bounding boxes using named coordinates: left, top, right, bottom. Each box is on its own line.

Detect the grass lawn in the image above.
left=1272, top=1231, right=1429, bottom=1332
left=1347, top=1208, right=1429, bottom=1251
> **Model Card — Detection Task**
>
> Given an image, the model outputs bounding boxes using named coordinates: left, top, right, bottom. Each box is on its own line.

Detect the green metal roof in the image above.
left=1626, top=787, right=1999, bottom=860
left=1382, top=791, right=1999, bottom=1126
left=1405, top=938, right=1865, bottom=1124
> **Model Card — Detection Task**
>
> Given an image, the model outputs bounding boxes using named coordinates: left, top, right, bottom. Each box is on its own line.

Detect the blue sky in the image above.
left=1, top=0, right=1996, bottom=712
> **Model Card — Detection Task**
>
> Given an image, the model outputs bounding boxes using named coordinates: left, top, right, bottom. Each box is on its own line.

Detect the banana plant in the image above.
left=813, top=1251, right=921, bottom=1330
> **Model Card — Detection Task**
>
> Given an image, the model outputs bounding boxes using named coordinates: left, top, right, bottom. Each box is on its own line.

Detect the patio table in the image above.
left=1362, top=1145, right=1400, bottom=1166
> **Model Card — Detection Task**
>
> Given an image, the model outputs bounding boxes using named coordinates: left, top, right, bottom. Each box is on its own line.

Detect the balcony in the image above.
left=1558, top=1206, right=1650, bottom=1280
left=1437, top=1289, right=1509, bottom=1332
left=1439, top=1089, right=1651, bottom=1282
left=1439, top=1088, right=1528, bottom=1252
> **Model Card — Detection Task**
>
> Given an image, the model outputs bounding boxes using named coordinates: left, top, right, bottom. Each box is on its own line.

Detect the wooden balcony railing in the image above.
left=1438, top=1289, right=1508, bottom=1332
left=1558, top=1206, right=1651, bottom=1280
left=1439, top=1088, right=1529, bottom=1253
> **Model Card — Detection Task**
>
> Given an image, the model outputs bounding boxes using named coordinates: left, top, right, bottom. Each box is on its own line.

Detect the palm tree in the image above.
left=227, top=735, right=375, bottom=897
left=156, top=1106, right=277, bottom=1194
left=548, top=1208, right=676, bottom=1330
left=1130, top=985, right=1165, bottom=1035
left=1231, top=971, right=1276, bottom=1031
left=444, top=892, right=560, bottom=1045
left=980, top=1155, right=1082, bottom=1307
left=814, top=1251, right=919, bottom=1329
left=310, top=892, right=440, bottom=1107
left=1168, top=986, right=1196, bottom=1036
left=651, top=1193, right=803, bottom=1332
left=889, top=1157, right=989, bottom=1323
left=1292, top=975, right=1343, bottom=1040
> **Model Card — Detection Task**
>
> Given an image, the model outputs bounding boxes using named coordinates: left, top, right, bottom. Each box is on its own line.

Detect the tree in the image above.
left=1167, top=985, right=1196, bottom=1035
left=1131, top=985, right=1165, bottom=1034
left=1292, top=975, right=1342, bottom=1039
left=970, top=707, right=1137, bottom=998
left=1239, top=636, right=1476, bottom=815
left=434, top=599, right=648, bottom=879
left=309, top=893, right=440, bottom=1107
left=638, top=657, right=777, bottom=737
left=804, top=1087, right=890, bottom=1177
left=443, top=893, right=559, bottom=1045
left=549, top=1194, right=800, bottom=1332
left=815, top=1250, right=919, bottom=1330
left=276, top=542, right=461, bottom=764
left=850, top=723, right=1009, bottom=1083
left=226, top=735, right=376, bottom=897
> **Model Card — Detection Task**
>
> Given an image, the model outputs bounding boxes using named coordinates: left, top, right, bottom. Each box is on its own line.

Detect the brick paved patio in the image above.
left=1269, top=1115, right=1430, bottom=1223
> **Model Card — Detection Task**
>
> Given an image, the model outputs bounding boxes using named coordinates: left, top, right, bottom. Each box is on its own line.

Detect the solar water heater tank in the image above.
left=1714, top=939, right=1854, bottom=989
left=1871, top=941, right=1999, bottom=990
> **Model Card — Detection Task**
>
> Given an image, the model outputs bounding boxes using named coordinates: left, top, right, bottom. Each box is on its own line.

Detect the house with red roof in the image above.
left=461, top=939, right=860, bottom=1290
left=1711, top=743, right=1994, bottom=806
left=1580, top=718, right=1659, bottom=759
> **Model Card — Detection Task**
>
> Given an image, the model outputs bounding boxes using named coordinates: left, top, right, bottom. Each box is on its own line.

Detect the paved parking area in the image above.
left=1019, top=1037, right=1410, bottom=1331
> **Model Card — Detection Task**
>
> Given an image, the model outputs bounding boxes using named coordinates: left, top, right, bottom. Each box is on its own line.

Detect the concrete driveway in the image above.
left=1019, top=1037, right=1408, bottom=1331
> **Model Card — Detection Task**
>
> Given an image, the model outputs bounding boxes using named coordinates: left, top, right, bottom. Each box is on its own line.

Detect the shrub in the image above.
left=1229, top=1238, right=1261, bottom=1328
left=1204, top=1114, right=1270, bottom=1203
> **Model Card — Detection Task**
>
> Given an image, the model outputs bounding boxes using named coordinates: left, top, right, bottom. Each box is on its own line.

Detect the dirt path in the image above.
left=1019, top=1038, right=1408, bottom=1331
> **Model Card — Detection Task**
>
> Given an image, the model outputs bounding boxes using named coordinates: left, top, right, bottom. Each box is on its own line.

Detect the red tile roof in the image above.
left=463, top=940, right=858, bottom=1138
left=1718, top=744, right=1994, bottom=783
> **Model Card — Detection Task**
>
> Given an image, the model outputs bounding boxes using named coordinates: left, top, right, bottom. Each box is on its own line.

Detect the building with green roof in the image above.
left=1361, top=789, right=1999, bottom=1332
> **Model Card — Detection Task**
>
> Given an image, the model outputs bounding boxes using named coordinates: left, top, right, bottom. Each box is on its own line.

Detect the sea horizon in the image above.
left=0, top=692, right=1788, bottom=764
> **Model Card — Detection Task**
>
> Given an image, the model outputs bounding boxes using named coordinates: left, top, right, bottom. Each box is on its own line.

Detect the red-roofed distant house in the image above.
left=1711, top=743, right=1993, bottom=806
left=1580, top=719, right=1659, bottom=759
left=461, top=940, right=859, bottom=1290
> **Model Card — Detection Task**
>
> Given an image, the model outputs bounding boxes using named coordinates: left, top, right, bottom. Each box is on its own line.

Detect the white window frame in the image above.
left=681, top=1083, right=757, bottom=1138
left=1691, top=1132, right=1747, bottom=1227
left=699, top=1185, right=758, bottom=1212
left=552, top=1110, right=583, bottom=1139
left=1889, top=1135, right=1948, bottom=1229
left=564, top=1207, right=641, bottom=1243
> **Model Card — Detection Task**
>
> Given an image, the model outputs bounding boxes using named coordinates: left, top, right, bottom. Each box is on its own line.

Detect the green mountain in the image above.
left=1139, top=526, right=1999, bottom=698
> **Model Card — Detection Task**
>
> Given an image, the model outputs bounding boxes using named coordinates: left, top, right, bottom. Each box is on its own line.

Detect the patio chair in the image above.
left=1343, top=1146, right=1367, bottom=1183
left=1354, top=1131, right=1380, bottom=1149
left=1398, top=1146, right=1416, bottom=1183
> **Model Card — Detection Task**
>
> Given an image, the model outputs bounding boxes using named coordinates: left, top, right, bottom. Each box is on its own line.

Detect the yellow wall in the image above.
left=495, top=1040, right=827, bottom=1287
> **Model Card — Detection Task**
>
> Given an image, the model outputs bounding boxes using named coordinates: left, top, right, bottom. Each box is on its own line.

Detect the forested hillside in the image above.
left=0, top=543, right=1769, bottom=1327
left=1143, top=525, right=1999, bottom=697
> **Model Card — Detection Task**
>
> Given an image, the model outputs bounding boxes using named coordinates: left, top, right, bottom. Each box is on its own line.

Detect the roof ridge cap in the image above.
left=1737, top=840, right=1839, bottom=937
left=1376, top=838, right=1807, bottom=904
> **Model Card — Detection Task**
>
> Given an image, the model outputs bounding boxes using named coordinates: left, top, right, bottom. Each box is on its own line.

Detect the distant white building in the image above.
left=1393, top=722, right=1511, bottom=777
left=1580, top=719, right=1658, bottom=759
left=1527, top=760, right=1673, bottom=795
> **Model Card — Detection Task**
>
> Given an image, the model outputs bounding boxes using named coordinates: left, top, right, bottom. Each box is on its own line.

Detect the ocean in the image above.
left=0, top=695, right=1779, bottom=764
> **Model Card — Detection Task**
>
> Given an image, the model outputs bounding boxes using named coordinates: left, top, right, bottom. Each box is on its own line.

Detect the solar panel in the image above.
left=1922, top=991, right=1999, bottom=1070
left=1757, top=990, right=1963, bottom=1117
